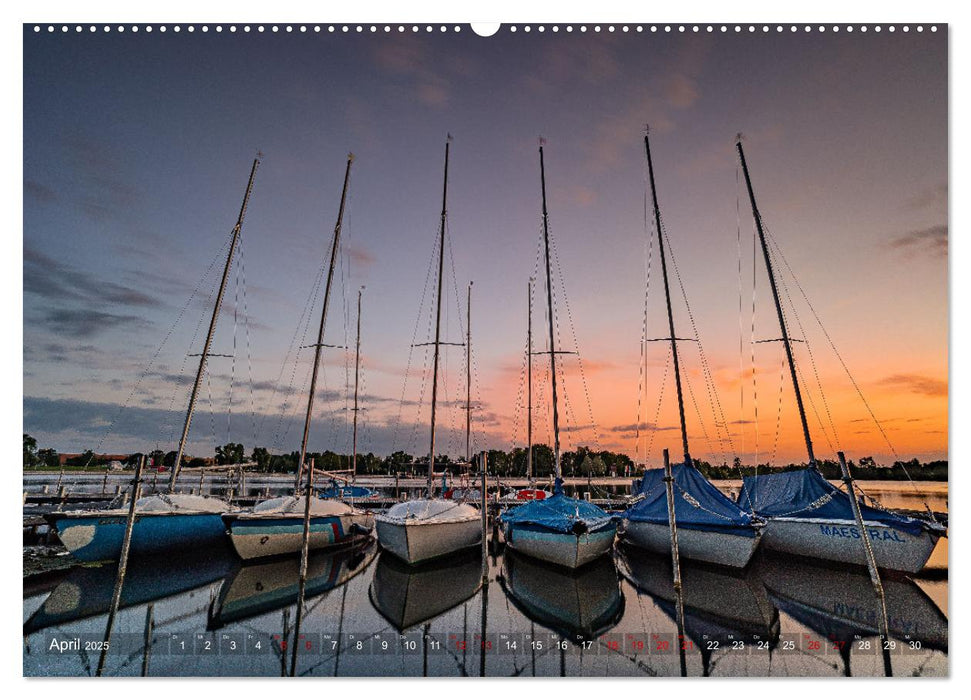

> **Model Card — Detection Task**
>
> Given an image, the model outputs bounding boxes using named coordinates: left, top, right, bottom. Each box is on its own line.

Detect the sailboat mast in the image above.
left=644, top=131, right=692, bottom=466
left=527, top=278, right=533, bottom=485
left=352, top=287, right=363, bottom=481
left=539, top=145, right=562, bottom=481
left=466, top=281, right=472, bottom=464
left=428, top=139, right=450, bottom=498
left=294, top=153, right=355, bottom=492
left=170, top=155, right=260, bottom=490
left=736, top=140, right=816, bottom=468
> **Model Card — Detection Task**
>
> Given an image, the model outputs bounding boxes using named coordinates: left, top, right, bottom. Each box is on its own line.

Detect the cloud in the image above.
left=345, top=244, right=376, bottom=268
left=878, top=374, right=947, bottom=397
left=905, top=183, right=947, bottom=211
left=24, top=245, right=162, bottom=309
left=371, top=38, right=457, bottom=108
left=664, top=73, right=699, bottom=109
left=43, top=309, right=147, bottom=338
left=608, top=421, right=678, bottom=433
left=888, top=225, right=947, bottom=257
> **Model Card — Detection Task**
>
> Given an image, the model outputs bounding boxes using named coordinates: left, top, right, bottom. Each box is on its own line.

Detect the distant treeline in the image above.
left=24, top=433, right=947, bottom=480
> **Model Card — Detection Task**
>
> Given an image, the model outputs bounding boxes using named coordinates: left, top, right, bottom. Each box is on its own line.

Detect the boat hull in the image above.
left=620, top=520, right=760, bottom=569
left=47, top=511, right=227, bottom=563
left=502, top=520, right=616, bottom=569
left=225, top=512, right=374, bottom=560
left=375, top=515, right=482, bottom=565
left=758, top=517, right=941, bottom=574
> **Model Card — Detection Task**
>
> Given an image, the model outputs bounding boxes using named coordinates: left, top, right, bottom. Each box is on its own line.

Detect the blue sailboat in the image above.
left=48, top=156, right=263, bottom=562
left=733, top=140, right=944, bottom=574
left=620, top=130, right=762, bottom=568
left=499, top=143, right=616, bottom=570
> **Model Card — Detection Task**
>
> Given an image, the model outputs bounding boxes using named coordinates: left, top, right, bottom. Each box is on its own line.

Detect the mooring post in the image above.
left=102, top=467, right=109, bottom=496
left=97, top=454, right=145, bottom=676
left=141, top=603, right=155, bottom=677
left=290, top=457, right=315, bottom=676
left=480, top=451, right=488, bottom=577
left=663, top=449, right=688, bottom=677
left=838, top=451, right=893, bottom=676
left=199, top=470, right=205, bottom=494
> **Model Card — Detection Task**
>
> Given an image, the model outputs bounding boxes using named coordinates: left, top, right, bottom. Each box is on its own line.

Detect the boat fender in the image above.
left=571, top=520, right=589, bottom=536
left=350, top=522, right=373, bottom=536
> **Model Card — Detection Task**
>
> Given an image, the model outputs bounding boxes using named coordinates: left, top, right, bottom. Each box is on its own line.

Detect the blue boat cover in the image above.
left=625, top=463, right=759, bottom=537
left=500, top=479, right=615, bottom=533
left=738, top=468, right=934, bottom=536
left=318, top=480, right=374, bottom=499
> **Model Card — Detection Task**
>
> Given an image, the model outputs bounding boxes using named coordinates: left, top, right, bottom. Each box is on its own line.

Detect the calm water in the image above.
left=23, top=483, right=948, bottom=678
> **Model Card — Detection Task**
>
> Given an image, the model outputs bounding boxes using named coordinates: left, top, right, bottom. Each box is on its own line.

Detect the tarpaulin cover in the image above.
left=737, top=468, right=936, bottom=536
left=499, top=479, right=615, bottom=533
left=625, top=463, right=759, bottom=537
left=318, top=483, right=374, bottom=499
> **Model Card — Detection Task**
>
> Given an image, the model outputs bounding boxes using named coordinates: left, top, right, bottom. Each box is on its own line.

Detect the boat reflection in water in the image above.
left=208, top=538, right=378, bottom=629
left=615, top=543, right=779, bottom=675
left=369, top=548, right=484, bottom=632
left=24, top=542, right=237, bottom=636
left=499, top=550, right=624, bottom=643
left=758, top=552, right=947, bottom=676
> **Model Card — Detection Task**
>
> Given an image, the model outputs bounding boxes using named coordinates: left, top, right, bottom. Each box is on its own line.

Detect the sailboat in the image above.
left=47, top=156, right=263, bottom=562
left=374, top=138, right=482, bottom=565
left=620, top=131, right=762, bottom=568
left=319, top=288, right=375, bottom=501
left=732, top=139, right=945, bottom=574
left=223, top=154, right=373, bottom=561
left=498, top=143, right=617, bottom=570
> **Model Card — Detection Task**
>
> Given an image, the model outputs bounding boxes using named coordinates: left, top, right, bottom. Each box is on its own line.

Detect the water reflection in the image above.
left=369, top=549, right=484, bottom=632
left=616, top=543, right=779, bottom=675
left=758, top=552, right=947, bottom=675
left=209, top=538, right=378, bottom=629
left=24, top=542, right=237, bottom=636
left=498, top=551, right=624, bottom=643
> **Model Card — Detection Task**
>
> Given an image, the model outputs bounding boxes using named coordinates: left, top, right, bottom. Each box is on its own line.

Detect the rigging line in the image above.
left=228, top=231, right=240, bottom=446
left=769, top=250, right=838, bottom=454
left=636, top=187, right=656, bottom=465
left=736, top=160, right=747, bottom=465
left=548, top=222, right=601, bottom=451
left=659, top=218, right=736, bottom=459
left=769, top=356, right=786, bottom=466
left=239, top=224, right=257, bottom=451
left=270, top=258, right=327, bottom=452
left=760, top=228, right=915, bottom=471
left=646, top=352, right=672, bottom=468
left=750, top=221, right=760, bottom=469
left=393, top=221, right=440, bottom=453
left=161, top=240, right=228, bottom=447
left=257, top=258, right=327, bottom=443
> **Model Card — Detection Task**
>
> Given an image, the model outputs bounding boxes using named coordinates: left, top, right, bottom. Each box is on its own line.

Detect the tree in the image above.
left=37, top=448, right=59, bottom=467
left=23, top=433, right=38, bottom=467
left=216, top=442, right=245, bottom=466
left=252, top=447, right=271, bottom=472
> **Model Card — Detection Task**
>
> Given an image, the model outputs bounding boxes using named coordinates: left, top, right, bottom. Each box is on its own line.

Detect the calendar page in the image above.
left=21, top=13, right=948, bottom=680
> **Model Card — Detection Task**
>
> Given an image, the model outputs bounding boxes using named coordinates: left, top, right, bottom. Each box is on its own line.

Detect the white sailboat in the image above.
left=375, top=138, right=481, bottom=565
left=224, top=154, right=372, bottom=561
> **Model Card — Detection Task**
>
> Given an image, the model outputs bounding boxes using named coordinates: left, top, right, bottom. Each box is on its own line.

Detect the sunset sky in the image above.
left=22, top=24, right=947, bottom=466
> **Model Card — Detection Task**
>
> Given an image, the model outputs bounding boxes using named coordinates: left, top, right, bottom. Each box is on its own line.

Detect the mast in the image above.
left=539, top=144, right=563, bottom=481
left=427, top=138, right=450, bottom=498
left=736, top=139, right=816, bottom=468
left=352, top=286, right=363, bottom=481
left=644, top=130, right=692, bottom=466
left=170, top=155, right=260, bottom=490
left=293, top=153, right=355, bottom=492
left=465, top=281, right=473, bottom=464
left=527, top=277, right=534, bottom=485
